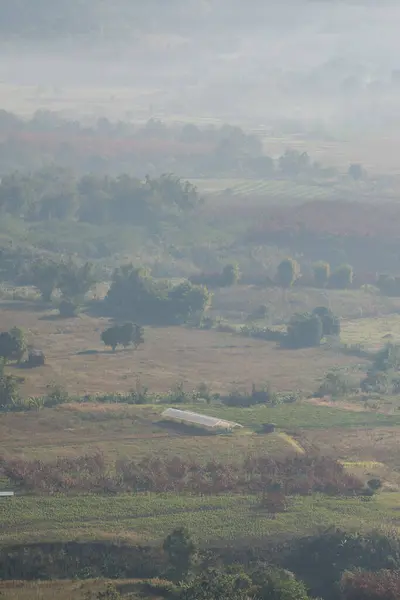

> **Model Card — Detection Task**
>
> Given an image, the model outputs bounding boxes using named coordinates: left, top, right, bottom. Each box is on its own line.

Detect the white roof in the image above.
left=162, top=408, right=243, bottom=429
left=0, top=492, right=14, bottom=497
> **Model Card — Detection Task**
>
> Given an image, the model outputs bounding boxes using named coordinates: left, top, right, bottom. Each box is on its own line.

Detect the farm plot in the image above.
left=1, top=492, right=399, bottom=547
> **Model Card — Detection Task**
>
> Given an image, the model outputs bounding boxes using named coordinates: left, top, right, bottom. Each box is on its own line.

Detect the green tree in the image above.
left=254, top=567, right=311, bottom=600
left=329, top=264, right=353, bottom=289
left=179, top=568, right=251, bottom=600
left=0, top=332, right=19, bottom=363
left=313, top=262, right=330, bottom=288
left=31, top=259, right=61, bottom=302
left=276, top=258, right=300, bottom=288
left=9, top=326, right=26, bottom=363
left=312, top=307, right=340, bottom=337
left=220, top=263, right=241, bottom=286
left=101, top=323, right=144, bottom=351
left=163, top=526, right=196, bottom=581
left=59, top=260, right=97, bottom=303
left=286, top=313, right=323, bottom=348
left=0, top=359, right=20, bottom=408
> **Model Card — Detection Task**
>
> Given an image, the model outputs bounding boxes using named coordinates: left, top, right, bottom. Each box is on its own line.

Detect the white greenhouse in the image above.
left=161, top=408, right=243, bottom=431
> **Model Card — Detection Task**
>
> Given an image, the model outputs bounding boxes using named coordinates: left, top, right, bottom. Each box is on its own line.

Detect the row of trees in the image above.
left=276, top=258, right=353, bottom=290
left=0, top=170, right=201, bottom=225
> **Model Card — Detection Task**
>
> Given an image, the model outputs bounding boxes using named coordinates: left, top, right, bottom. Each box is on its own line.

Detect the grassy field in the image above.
left=0, top=304, right=367, bottom=397
left=1, top=492, right=399, bottom=547
left=341, top=314, right=400, bottom=346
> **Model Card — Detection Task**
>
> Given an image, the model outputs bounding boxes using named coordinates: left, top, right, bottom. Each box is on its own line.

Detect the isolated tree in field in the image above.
left=0, top=332, right=17, bottom=362
left=8, top=326, right=26, bottom=363
left=31, top=259, right=61, bottom=302
left=313, top=261, right=330, bottom=288
left=220, top=263, right=241, bottom=286
left=0, top=359, right=20, bottom=408
left=276, top=258, right=300, bottom=288
left=163, top=526, right=196, bottom=581
left=101, top=323, right=144, bottom=352
left=348, top=163, right=365, bottom=181
left=329, top=264, right=353, bottom=289
left=59, top=259, right=97, bottom=302
left=286, top=312, right=323, bottom=348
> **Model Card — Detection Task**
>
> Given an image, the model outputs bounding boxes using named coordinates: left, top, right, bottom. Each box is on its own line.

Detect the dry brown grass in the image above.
left=0, top=304, right=364, bottom=398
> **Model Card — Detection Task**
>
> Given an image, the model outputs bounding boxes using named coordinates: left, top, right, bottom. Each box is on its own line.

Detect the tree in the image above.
left=312, top=307, right=340, bottom=337
left=101, top=323, right=144, bottom=352
left=254, top=568, right=311, bottom=600
left=163, top=526, right=196, bottom=581
left=220, top=263, right=241, bottom=286
left=0, top=331, right=18, bottom=362
left=58, top=260, right=97, bottom=303
left=0, top=359, right=20, bottom=408
left=348, top=163, right=365, bottom=181
left=31, top=259, right=61, bottom=302
left=329, top=264, right=353, bottom=289
left=286, top=313, right=323, bottom=348
left=179, top=568, right=252, bottom=600
left=313, top=262, right=330, bottom=288
left=9, top=326, right=26, bottom=363
left=276, top=258, right=300, bottom=288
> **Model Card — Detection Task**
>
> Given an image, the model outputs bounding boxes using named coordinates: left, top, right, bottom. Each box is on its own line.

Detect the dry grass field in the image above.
left=0, top=303, right=365, bottom=397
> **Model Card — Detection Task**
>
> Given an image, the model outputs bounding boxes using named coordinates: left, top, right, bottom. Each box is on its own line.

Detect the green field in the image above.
left=1, top=492, right=399, bottom=547
left=180, top=402, right=400, bottom=429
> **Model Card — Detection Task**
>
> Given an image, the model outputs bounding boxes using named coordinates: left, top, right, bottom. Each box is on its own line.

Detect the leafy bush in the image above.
left=222, top=383, right=278, bottom=407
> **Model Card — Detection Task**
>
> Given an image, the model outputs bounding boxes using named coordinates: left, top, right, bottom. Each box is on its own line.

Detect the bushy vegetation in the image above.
left=189, top=264, right=240, bottom=288
left=0, top=452, right=363, bottom=496
left=105, top=265, right=211, bottom=325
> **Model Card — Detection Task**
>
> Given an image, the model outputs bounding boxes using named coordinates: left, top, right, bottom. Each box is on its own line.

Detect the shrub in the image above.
left=190, top=263, right=240, bottom=288
left=163, top=526, right=196, bottom=581
left=329, top=264, right=353, bottom=289
left=313, top=261, right=331, bottom=288
left=276, top=258, right=300, bottom=288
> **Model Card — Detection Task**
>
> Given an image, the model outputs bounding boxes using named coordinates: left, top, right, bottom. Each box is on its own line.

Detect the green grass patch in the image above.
left=1, top=492, right=399, bottom=547
left=174, top=402, right=400, bottom=429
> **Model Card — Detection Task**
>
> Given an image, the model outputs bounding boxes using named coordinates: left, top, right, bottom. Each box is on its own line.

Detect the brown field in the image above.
left=0, top=304, right=365, bottom=397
